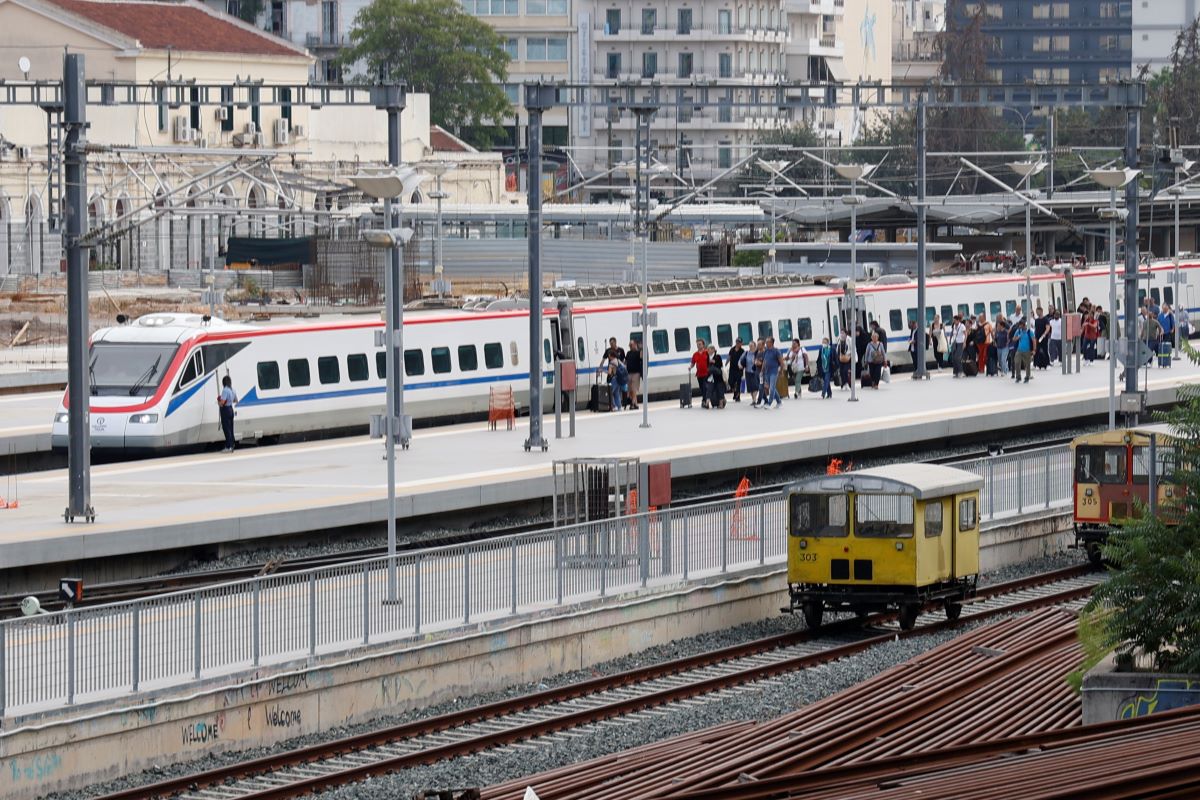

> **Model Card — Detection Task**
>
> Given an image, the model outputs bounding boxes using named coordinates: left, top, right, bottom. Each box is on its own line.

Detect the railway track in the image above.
left=1, top=437, right=1074, bottom=617
left=97, top=564, right=1100, bottom=800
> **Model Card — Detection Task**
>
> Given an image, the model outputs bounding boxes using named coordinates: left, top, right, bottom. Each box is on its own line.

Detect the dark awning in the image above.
left=225, top=236, right=316, bottom=266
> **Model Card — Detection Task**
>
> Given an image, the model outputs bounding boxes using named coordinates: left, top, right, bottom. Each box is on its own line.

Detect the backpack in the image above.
left=615, top=360, right=628, bottom=382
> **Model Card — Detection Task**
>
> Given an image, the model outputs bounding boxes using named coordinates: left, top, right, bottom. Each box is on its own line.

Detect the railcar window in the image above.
left=854, top=494, right=914, bottom=538
left=907, top=308, right=918, bottom=325
left=674, top=327, right=690, bottom=352
left=958, top=497, right=977, bottom=532
left=431, top=347, right=452, bottom=374
left=287, top=358, right=310, bottom=387
left=957, top=304, right=969, bottom=318
left=941, top=305, right=953, bottom=323
left=924, top=500, right=944, bottom=538
left=575, top=338, right=584, bottom=362
left=789, top=493, right=847, bottom=538
left=376, top=351, right=386, bottom=379
left=484, top=342, right=504, bottom=369
left=257, top=361, right=280, bottom=391
left=177, top=351, right=202, bottom=388
left=973, top=302, right=985, bottom=317
left=925, top=308, right=936, bottom=326
left=317, top=356, right=340, bottom=385
left=717, top=324, right=732, bottom=348
left=1165, top=287, right=1174, bottom=305
left=347, top=354, right=369, bottom=382
left=201, top=343, right=247, bottom=374
left=1138, top=288, right=1146, bottom=307
left=888, top=309, right=902, bottom=330
left=459, top=345, right=479, bottom=372
left=404, top=349, right=425, bottom=376
left=797, top=318, right=812, bottom=340
left=1075, top=445, right=1126, bottom=484
left=777, top=319, right=792, bottom=341
left=652, top=329, right=669, bottom=354
left=630, top=331, right=643, bottom=348
left=758, top=320, right=773, bottom=339
left=543, top=339, right=552, bottom=364
left=990, top=301, right=1001, bottom=318
left=1006, top=300, right=1017, bottom=317
left=1151, top=288, right=1161, bottom=305
left=737, top=322, right=753, bottom=343
left=696, top=325, right=712, bottom=345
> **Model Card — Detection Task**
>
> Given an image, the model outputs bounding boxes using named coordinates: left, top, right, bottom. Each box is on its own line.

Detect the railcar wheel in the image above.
left=897, top=603, right=920, bottom=631
left=944, top=600, right=963, bottom=622
left=801, top=600, right=823, bottom=630
left=1087, top=542, right=1104, bottom=567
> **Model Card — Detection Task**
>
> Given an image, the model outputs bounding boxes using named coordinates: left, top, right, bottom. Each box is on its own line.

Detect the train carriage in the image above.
left=784, top=464, right=983, bottom=631
left=1072, top=424, right=1183, bottom=564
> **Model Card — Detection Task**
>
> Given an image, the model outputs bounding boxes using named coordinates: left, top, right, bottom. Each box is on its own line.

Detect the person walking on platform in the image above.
left=218, top=375, right=238, bottom=452
left=689, top=338, right=711, bottom=409
left=762, top=336, right=784, bottom=408
left=1159, top=304, right=1176, bottom=361
left=906, top=320, right=921, bottom=372
left=1178, top=305, right=1190, bottom=345
left=994, top=317, right=1010, bottom=377
left=1049, top=310, right=1063, bottom=364
left=836, top=331, right=853, bottom=390
left=727, top=338, right=745, bottom=402
left=817, top=337, right=834, bottom=399
left=625, top=340, right=642, bottom=410
left=1013, top=320, right=1036, bottom=384
left=930, top=316, right=946, bottom=370
left=950, top=315, right=966, bottom=378
left=785, top=339, right=807, bottom=398
left=855, top=325, right=869, bottom=367
left=742, top=340, right=761, bottom=405
left=707, top=345, right=727, bottom=408
left=1082, top=313, right=1100, bottom=363
left=864, top=332, right=887, bottom=389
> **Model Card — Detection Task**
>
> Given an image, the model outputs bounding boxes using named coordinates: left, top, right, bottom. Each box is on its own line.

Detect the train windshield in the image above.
left=89, top=342, right=179, bottom=397
left=854, top=494, right=915, bottom=538
left=790, top=493, right=847, bottom=538
left=1075, top=446, right=1126, bottom=485
left=1132, top=446, right=1176, bottom=485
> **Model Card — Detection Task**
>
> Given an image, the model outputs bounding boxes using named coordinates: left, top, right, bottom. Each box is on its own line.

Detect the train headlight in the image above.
left=895, top=542, right=904, bottom=551
left=54, top=412, right=68, bottom=424
left=799, top=539, right=807, bottom=549
left=1085, top=488, right=1094, bottom=497
left=129, top=413, right=159, bottom=424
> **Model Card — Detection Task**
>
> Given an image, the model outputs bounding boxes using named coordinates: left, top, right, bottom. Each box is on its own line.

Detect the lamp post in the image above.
left=1170, top=160, right=1194, bottom=356
left=1089, top=167, right=1140, bottom=431
left=350, top=167, right=427, bottom=603
left=422, top=162, right=454, bottom=300
left=758, top=160, right=788, bottom=273
left=1006, top=160, right=1047, bottom=320
left=832, top=163, right=875, bottom=402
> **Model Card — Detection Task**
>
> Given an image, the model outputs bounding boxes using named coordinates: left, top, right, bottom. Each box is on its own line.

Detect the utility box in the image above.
left=643, top=461, right=672, bottom=508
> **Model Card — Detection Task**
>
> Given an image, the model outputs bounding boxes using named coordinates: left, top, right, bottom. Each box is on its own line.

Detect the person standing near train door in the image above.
left=218, top=375, right=237, bottom=453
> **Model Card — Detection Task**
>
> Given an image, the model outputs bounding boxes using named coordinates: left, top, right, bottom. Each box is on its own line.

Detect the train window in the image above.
left=1138, top=288, right=1147, bottom=307
left=674, top=327, right=690, bottom=352
left=973, top=303, right=985, bottom=317
left=431, top=347, right=451, bottom=374
left=510, top=341, right=520, bottom=366
left=317, top=356, right=341, bottom=385
left=484, top=342, right=504, bottom=369
left=789, top=493, right=847, bottom=538
left=376, top=351, right=386, bottom=378
left=1006, top=300, right=1018, bottom=317
left=737, top=322, right=753, bottom=343
left=347, top=354, right=369, bottom=382
left=652, top=329, right=669, bottom=354
left=956, top=304, right=969, bottom=318
left=854, top=494, right=914, bottom=538
left=958, top=497, right=977, bottom=532
left=777, top=319, right=792, bottom=341
left=1151, top=288, right=1161, bottom=305
left=924, top=501, right=944, bottom=538
left=287, top=358, right=311, bottom=387
left=177, top=350, right=202, bottom=389
left=717, top=324, right=732, bottom=348
left=257, top=361, right=280, bottom=391
left=1075, top=445, right=1126, bottom=485
left=1132, top=446, right=1153, bottom=484
left=404, top=349, right=425, bottom=376
left=797, top=318, right=812, bottom=340
left=630, top=331, right=643, bottom=349
left=458, top=345, right=478, bottom=372
left=576, top=337, right=584, bottom=362
left=941, top=305, right=953, bottom=323
left=758, top=320, right=773, bottom=339
left=1165, top=287, right=1174, bottom=305
left=696, top=325, right=712, bottom=346
left=925, top=307, right=936, bottom=326
left=990, top=301, right=1002, bottom=318
left=201, top=343, right=247, bottom=375
left=543, top=339, right=552, bottom=364
left=888, top=309, right=902, bottom=331
left=906, top=308, right=918, bottom=325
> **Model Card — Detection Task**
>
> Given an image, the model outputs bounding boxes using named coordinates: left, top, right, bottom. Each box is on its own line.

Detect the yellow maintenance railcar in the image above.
left=784, top=464, right=984, bottom=631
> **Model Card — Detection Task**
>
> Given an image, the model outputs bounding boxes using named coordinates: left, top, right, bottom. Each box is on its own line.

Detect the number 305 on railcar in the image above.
left=783, top=465, right=985, bottom=631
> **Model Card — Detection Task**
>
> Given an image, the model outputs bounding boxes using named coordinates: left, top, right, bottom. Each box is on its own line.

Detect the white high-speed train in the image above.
left=51, top=260, right=1199, bottom=453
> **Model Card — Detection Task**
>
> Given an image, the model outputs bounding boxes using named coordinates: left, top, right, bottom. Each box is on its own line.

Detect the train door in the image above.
left=825, top=297, right=842, bottom=340
left=168, top=348, right=210, bottom=446
left=574, top=315, right=591, bottom=398
left=952, top=493, right=981, bottom=577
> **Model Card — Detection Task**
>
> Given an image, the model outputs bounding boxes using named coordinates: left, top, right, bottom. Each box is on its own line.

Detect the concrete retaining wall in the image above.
left=0, top=514, right=1072, bottom=799
left=1082, top=657, right=1200, bottom=725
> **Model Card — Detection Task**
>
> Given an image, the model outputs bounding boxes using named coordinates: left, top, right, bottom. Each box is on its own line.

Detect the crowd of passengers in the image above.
left=593, top=297, right=1192, bottom=410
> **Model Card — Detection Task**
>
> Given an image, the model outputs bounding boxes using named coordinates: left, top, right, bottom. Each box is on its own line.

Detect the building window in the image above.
left=268, top=0, right=285, bottom=35
left=642, top=51, right=657, bottom=77
left=527, top=37, right=567, bottom=60
left=504, top=37, right=519, bottom=59
left=1052, top=1, right=1069, bottom=16
left=1032, top=67, right=1050, bottom=82
left=718, top=99, right=731, bottom=122
left=463, top=0, right=517, bottom=15
left=526, top=0, right=566, bottom=13
left=605, top=8, right=620, bottom=33
left=718, top=142, right=732, bottom=169
left=718, top=52, right=732, bottom=78
left=718, top=9, right=731, bottom=34
left=1099, top=1, right=1118, bottom=17
left=1052, top=67, right=1069, bottom=81
left=677, top=8, right=692, bottom=34
left=677, top=52, right=693, bottom=78
left=1032, top=3, right=1049, bottom=18
left=1052, top=35, right=1069, bottom=52
left=1033, top=35, right=1050, bottom=53
left=321, top=0, right=338, bottom=43
left=503, top=84, right=519, bottom=103
left=220, top=86, right=234, bottom=132
left=641, top=8, right=656, bottom=34
left=607, top=52, right=621, bottom=79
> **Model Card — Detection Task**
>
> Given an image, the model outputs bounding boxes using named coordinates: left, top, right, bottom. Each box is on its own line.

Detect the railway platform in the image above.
left=0, top=390, right=58, bottom=459
left=1, top=359, right=1196, bottom=575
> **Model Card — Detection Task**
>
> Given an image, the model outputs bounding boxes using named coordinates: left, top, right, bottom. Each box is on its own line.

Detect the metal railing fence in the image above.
left=0, top=445, right=1072, bottom=716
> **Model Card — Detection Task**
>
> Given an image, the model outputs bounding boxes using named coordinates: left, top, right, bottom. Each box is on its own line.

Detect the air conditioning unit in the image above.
left=172, top=116, right=192, bottom=143
left=291, top=124, right=304, bottom=139
left=215, top=106, right=229, bottom=121
left=232, top=132, right=248, bottom=147
left=244, top=121, right=258, bottom=135
left=15, top=146, right=30, bottom=161
left=253, top=132, right=265, bottom=147
left=273, top=117, right=290, bottom=145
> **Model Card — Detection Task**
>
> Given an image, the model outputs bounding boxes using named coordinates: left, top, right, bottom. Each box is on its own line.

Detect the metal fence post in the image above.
left=555, top=531, right=564, bottom=605
left=661, top=508, right=672, bottom=575
left=1044, top=449, right=1051, bottom=509
left=67, top=611, right=76, bottom=705
left=987, top=460, right=995, bottom=520
left=683, top=513, right=690, bottom=581
left=362, top=562, right=371, bottom=645
left=510, top=538, right=519, bottom=615
left=639, top=510, right=650, bottom=588
left=463, top=549, right=471, bottom=625
left=758, top=502, right=765, bottom=565
left=0, top=623, right=7, bottom=716
left=308, top=572, right=317, bottom=656
left=131, top=606, right=141, bottom=693
left=722, top=506, right=729, bottom=574
left=1017, top=458, right=1025, bottom=515
left=192, top=594, right=202, bottom=680
left=600, top=521, right=608, bottom=597
left=414, top=555, right=422, bottom=634
left=252, top=579, right=261, bottom=667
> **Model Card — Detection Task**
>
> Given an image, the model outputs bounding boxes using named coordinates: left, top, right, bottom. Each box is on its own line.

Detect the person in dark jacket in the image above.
left=727, top=338, right=745, bottom=402
left=855, top=325, right=869, bottom=365
left=625, top=339, right=643, bottom=410
left=817, top=338, right=834, bottom=399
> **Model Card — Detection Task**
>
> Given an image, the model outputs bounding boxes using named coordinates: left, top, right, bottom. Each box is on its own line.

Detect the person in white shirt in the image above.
left=951, top=315, right=967, bottom=378
left=218, top=375, right=238, bottom=452
left=1049, top=312, right=1063, bottom=363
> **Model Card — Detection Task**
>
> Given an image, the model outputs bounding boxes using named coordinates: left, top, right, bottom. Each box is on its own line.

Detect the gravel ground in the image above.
left=42, top=551, right=1082, bottom=800
left=166, top=421, right=1102, bottom=576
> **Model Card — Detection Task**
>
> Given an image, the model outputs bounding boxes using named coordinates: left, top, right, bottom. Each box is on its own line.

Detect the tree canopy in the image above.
left=340, top=0, right=512, bottom=144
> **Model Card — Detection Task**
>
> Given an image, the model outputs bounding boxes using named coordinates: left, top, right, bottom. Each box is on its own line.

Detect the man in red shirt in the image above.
left=690, top=338, right=711, bottom=409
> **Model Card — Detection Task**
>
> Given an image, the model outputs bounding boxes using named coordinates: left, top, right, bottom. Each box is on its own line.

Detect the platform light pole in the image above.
left=422, top=161, right=453, bottom=299
left=1007, top=160, right=1047, bottom=320
left=1090, top=168, right=1140, bottom=431
left=758, top=160, right=788, bottom=273
left=350, top=166, right=425, bottom=603
left=833, top=163, right=875, bottom=401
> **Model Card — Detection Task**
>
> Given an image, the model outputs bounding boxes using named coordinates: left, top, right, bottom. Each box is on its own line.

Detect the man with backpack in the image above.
left=1012, top=319, right=1036, bottom=384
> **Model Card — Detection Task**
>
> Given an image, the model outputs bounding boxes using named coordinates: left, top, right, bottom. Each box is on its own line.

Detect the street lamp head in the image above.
left=1006, top=160, right=1046, bottom=180
left=361, top=227, right=415, bottom=248
left=832, top=163, right=876, bottom=182
left=1088, top=167, right=1141, bottom=190
left=349, top=167, right=429, bottom=201
left=757, top=158, right=790, bottom=174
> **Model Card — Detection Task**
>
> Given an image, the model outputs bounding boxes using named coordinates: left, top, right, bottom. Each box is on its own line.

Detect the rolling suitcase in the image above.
left=1159, top=341, right=1172, bottom=368
left=963, top=360, right=979, bottom=377
left=591, top=384, right=611, bottom=412
left=679, top=381, right=692, bottom=408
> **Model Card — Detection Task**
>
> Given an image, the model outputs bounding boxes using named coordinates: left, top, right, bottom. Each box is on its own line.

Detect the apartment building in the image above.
left=892, top=0, right=943, bottom=88
left=1132, top=0, right=1197, bottom=74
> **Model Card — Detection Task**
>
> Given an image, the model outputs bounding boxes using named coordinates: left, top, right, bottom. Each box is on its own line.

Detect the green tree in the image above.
left=340, top=0, right=512, bottom=144
left=232, top=0, right=264, bottom=25
left=1145, top=16, right=1200, bottom=148
left=1084, top=349, right=1200, bottom=673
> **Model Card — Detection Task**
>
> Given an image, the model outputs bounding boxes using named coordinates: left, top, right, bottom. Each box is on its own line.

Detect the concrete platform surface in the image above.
left=0, top=390, right=59, bottom=457
left=1, top=359, right=1195, bottom=568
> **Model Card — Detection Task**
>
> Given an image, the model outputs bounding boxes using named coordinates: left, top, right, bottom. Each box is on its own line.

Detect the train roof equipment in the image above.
left=792, top=463, right=984, bottom=501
